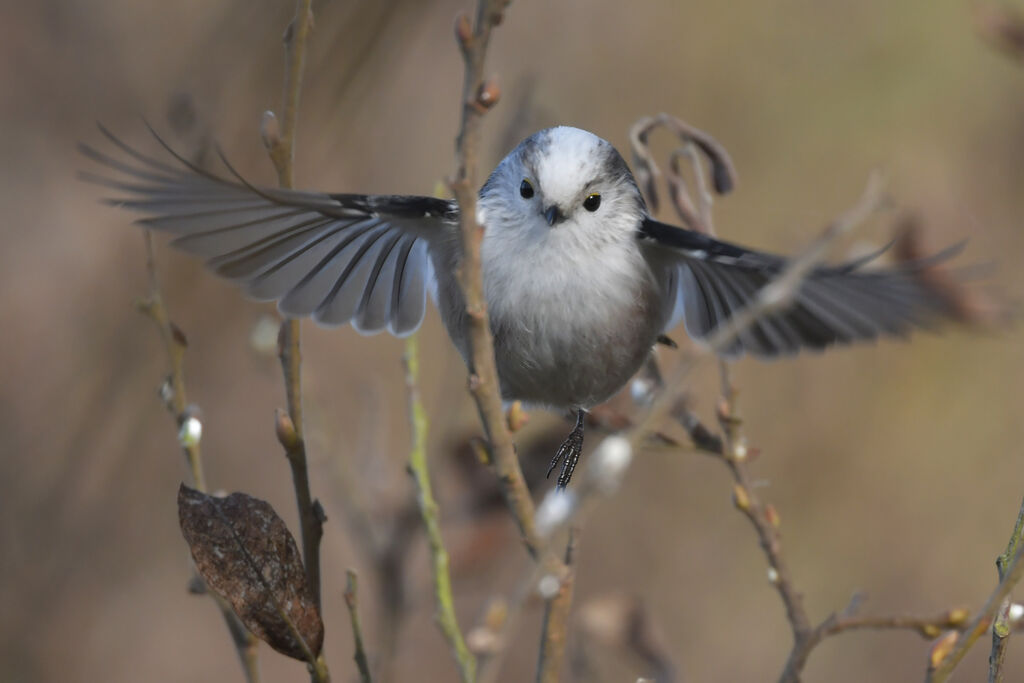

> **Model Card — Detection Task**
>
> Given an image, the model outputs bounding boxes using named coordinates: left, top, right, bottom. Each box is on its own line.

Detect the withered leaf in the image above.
left=177, top=484, right=323, bottom=661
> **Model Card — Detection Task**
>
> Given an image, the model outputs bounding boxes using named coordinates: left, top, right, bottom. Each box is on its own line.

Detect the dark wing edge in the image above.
left=79, top=125, right=458, bottom=337
left=641, top=217, right=965, bottom=358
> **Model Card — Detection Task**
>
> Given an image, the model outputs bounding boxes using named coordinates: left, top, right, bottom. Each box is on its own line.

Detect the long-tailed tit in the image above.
left=81, top=125, right=961, bottom=489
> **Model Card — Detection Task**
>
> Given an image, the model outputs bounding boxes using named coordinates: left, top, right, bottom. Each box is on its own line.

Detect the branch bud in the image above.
left=732, top=435, right=749, bottom=461
left=538, top=573, right=561, bottom=600
left=169, top=322, right=188, bottom=348
left=928, top=631, right=958, bottom=670
left=178, top=413, right=203, bottom=448
left=946, top=607, right=969, bottom=627
left=454, top=12, right=473, bottom=49
left=506, top=400, right=528, bottom=433
left=764, top=503, right=781, bottom=529
left=275, top=408, right=299, bottom=450
left=472, top=78, right=501, bottom=113
left=261, top=110, right=281, bottom=151
left=470, top=437, right=491, bottom=465
left=732, top=484, right=751, bottom=511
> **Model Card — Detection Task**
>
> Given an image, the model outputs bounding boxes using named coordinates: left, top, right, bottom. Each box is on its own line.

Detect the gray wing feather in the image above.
left=81, top=128, right=457, bottom=337
left=644, top=217, right=960, bottom=358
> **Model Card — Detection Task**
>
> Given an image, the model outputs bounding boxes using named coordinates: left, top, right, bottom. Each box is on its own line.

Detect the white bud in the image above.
left=159, top=378, right=174, bottom=405
left=767, top=567, right=780, bottom=584
left=249, top=314, right=280, bottom=355
left=630, top=377, right=655, bottom=405
left=178, top=416, right=203, bottom=447
left=538, top=574, right=561, bottom=600
left=588, top=435, right=633, bottom=494
left=733, top=436, right=749, bottom=461
left=536, top=489, right=575, bottom=537
left=1009, top=603, right=1024, bottom=623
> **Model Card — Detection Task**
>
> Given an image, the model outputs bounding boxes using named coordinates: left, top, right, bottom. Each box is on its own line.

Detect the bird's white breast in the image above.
left=479, top=221, right=661, bottom=409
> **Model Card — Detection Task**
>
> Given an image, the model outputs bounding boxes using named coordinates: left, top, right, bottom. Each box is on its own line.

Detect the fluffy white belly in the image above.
left=481, top=234, right=662, bottom=409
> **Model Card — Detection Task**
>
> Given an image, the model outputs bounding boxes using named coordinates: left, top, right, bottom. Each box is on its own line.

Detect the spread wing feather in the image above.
left=642, top=217, right=960, bottom=357
left=80, top=125, right=457, bottom=337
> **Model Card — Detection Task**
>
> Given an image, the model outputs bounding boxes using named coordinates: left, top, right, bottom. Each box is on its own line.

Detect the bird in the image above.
left=80, top=124, right=961, bottom=490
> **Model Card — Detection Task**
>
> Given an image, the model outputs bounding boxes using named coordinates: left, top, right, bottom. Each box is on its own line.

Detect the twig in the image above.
left=403, top=334, right=477, bottom=683
left=261, top=4, right=328, bottom=681
left=137, top=231, right=207, bottom=493
left=449, top=0, right=542, bottom=557
left=628, top=113, right=737, bottom=225
left=261, top=0, right=326, bottom=615
left=343, top=570, right=373, bottom=683
left=928, top=541, right=1024, bottom=682
left=989, top=497, right=1024, bottom=682
left=536, top=529, right=579, bottom=683
left=137, top=232, right=262, bottom=683
left=530, top=175, right=887, bottom=530
left=520, top=173, right=888, bottom=683
left=266, top=0, right=314, bottom=189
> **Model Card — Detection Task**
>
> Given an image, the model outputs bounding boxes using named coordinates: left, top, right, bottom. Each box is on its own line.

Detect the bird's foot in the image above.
left=546, top=410, right=586, bottom=491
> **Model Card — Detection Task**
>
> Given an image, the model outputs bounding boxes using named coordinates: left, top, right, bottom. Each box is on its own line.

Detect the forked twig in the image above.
left=137, top=233, right=262, bottom=682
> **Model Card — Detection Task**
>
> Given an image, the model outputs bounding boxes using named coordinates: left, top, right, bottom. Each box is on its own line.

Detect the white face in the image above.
left=479, top=126, right=645, bottom=248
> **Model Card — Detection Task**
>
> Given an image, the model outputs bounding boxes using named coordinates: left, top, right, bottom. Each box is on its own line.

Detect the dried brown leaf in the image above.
left=177, top=484, right=323, bottom=661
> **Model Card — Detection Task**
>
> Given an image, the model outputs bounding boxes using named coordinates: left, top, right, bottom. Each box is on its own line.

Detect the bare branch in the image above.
left=136, top=231, right=207, bottom=493
left=403, top=335, right=477, bottom=683
left=628, top=113, right=737, bottom=222
left=989, top=497, right=1024, bottom=682
left=927, top=541, right=1024, bottom=682
left=261, top=3, right=328, bottom=680
left=343, top=570, right=374, bottom=683
left=449, top=0, right=543, bottom=558
left=536, top=529, right=579, bottom=683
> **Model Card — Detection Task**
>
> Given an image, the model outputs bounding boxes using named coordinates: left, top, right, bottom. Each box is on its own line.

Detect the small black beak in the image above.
left=543, top=205, right=563, bottom=226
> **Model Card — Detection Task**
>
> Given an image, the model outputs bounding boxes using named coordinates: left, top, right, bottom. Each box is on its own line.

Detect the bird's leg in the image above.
left=546, top=409, right=586, bottom=490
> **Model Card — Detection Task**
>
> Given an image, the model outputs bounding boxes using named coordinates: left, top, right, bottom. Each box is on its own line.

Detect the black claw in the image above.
left=548, top=410, right=586, bottom=490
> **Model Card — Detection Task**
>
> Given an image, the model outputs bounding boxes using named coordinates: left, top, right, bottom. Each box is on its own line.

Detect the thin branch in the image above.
left=536, top=529, right=579, bottom=683
left=519, top=172, right=888, bottom=683
left=267, top=0, right=314, bottom=189
left=261, top=4, right=328, bottom=681
left=628, top=113, right=737, bottom=223
left=989, top=497, right=1024, bottom=682
left=137, top=231, right=207, bottom=493
left=137, top=232, right=262, bottom=683
left=928, top=541, right=1024, bottom=682
left=449, top=0, right=542, bottom=558
left=261, top=0, right=326, bottom=618
left=343, top=570, right=374, bottom=683
left=403, top=334, right=477, bottom=683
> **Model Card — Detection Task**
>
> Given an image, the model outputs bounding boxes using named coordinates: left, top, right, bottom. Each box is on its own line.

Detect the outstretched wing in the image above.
left=80, top=126, right=459, bottom=336
left=641, top=217, right=961, bottom=357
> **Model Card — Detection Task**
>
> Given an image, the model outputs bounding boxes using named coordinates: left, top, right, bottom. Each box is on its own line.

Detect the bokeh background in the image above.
left=2, top=0, right=1023, bottom=681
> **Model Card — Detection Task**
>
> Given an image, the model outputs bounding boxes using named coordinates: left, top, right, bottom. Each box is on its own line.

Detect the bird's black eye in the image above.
left=520, top=179, right=534, bottom=199
left=583, top=193, right=601, bottom=212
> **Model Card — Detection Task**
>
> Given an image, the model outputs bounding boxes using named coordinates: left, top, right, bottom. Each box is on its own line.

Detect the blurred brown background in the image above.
left=2, top=0, right=1023, bottom=681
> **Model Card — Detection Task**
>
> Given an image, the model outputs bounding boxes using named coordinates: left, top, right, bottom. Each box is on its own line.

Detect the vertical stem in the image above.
left=536, top=530, right=579, bottom=683
left=989, top=497, right=1024, bottom=682
left=449, top=0, right=541, bottom=557
left=404, top=335, right=477, bottom=682
left=263, top=3, right=328, bottom=681
left=343, top=569, right=374, bottom=683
